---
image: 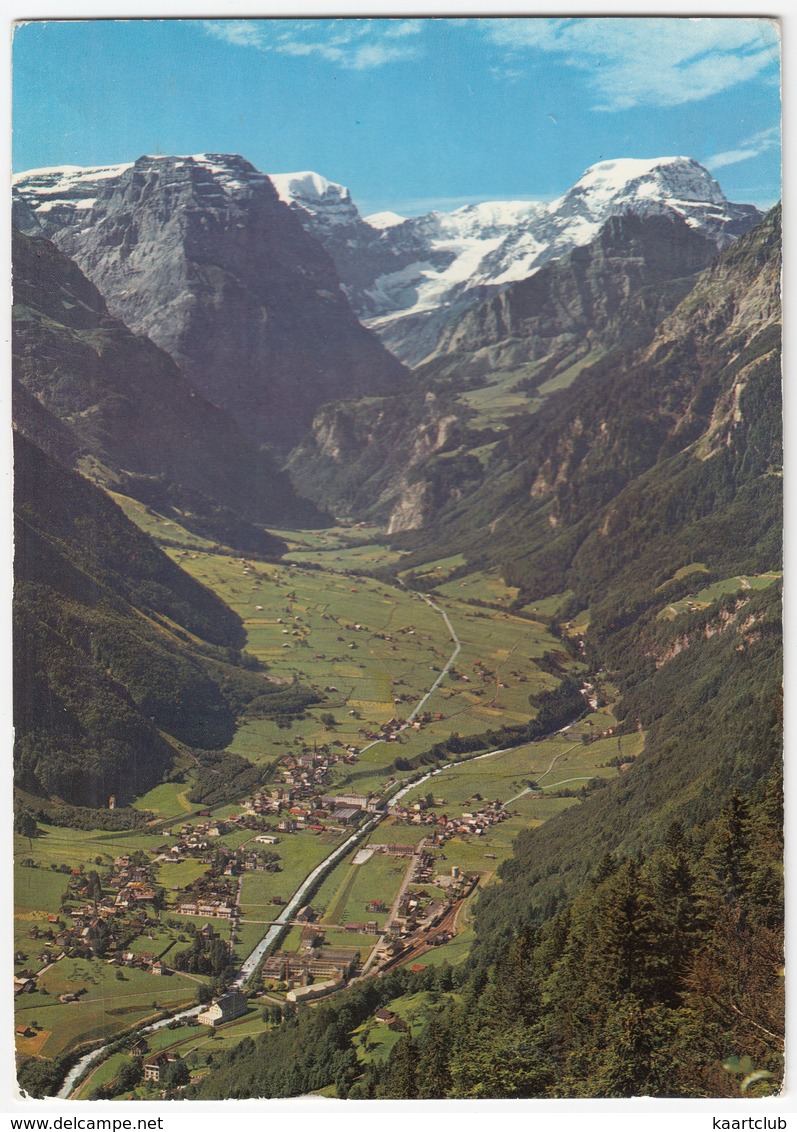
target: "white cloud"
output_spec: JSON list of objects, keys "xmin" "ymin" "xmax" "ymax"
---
[
  {"xmin": 201, "ymin": 21, "xmax": 265, "ymax": 49},
  {"xmin": 200, "ymin": 18, "xmax": 420, "ymax": 70},
  {"xmin": 706, "ymin": 125, "xmax": 781, "ymax": 170},
  {"xmin": 349, "ymin": 42, "xmax": 417, "ymax": 70},
  {"xmin": 383, "ymin": 20, "xmax": 424, "ymax": 41},
  {"xmin": 481, "ymin": 17, "xmax": 780, "ymax": 111}
]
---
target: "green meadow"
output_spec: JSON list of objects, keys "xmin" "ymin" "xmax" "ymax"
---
[
  {"xmin": 16, "ymin": 959, "xmax": 196, "ymax": 1059},
  {"xmin": 435, "ymin": 568, "xmax": 521, "ymax": 606},
  {"xmin": 16, "ymin": 511, "xmax": 647, "ymax": 1074},
  {"xmin": 132, "ymin": 782, "xmax": 194, "ymax": 819},
  {"xmin": 353, "ymin": 990, "xmax": 461, "ymax": 1065},
  {"xmin": 315, "ymin": 848, "xmax": 408, "ymax": 928},
  {"xmin": 238, "ymin": 829, "xmax": 346, "ymax": 919},
  {"xmin": 159, "ymin": 543, "xmax": 571, "ymax": 807},
  {"xmin": 657, "ymin": 571, "xmax": 782, "ymax": 620}
]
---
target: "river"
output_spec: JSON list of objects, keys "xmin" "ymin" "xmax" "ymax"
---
[
  {"xmin": 55, "ymin": 585, "xmax": 581, "ymax": 1099},
  {"xmin": 55, "ymin": 748, "xmax": 501, "ymax": 1100}
]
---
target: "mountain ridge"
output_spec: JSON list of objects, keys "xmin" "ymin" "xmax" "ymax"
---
[
  {"xmin": 13, "ymin": 153, "xmax": 408, "ymax": 449},
  {"xmin": 14, "ymin": 153, "xmax": 761, "ymax": 371},
  {"xmin": 268, "ymin": 154, "xmax": 762, "ymax": 363}
]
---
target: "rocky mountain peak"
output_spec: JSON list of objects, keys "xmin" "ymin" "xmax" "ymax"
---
[
  {"xmin": 270, "ymin": 170, "xmax": 353, "ymax": 213},
  {"xmin": 13, "ymin": 153, "xmax": 406, "ymax": 449},
  {"xmin": 365, "ymin": 210, "xmax": 407, "ymax": 229},
  {"xmin": 551, "ymin": 156, "xmax": 729, "ymax": 220}
]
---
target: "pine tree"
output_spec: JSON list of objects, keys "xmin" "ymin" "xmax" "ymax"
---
[
  {"xmin": 379, "ymin": 1036, "xmax": 419, "ymax": 1098},
  {"xmin": 415, "ymin": 1017, "xmax": 453, "ymax": 1098}
]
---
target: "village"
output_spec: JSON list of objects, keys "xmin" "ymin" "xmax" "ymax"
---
[
  {"xmin": 14, "ymin": 769, "xmax": 505, "ymax": 1008},
  {"xmin": 13, "ymin": 535, "xmax": 638, "ymax": 1096}
]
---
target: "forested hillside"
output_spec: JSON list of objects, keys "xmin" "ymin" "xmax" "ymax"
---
[{"xmin": 14, "ymin": 427, "xmax": 302, "ymax": 810}]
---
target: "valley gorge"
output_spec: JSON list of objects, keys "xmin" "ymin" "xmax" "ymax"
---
[{"xmin": 12, "ymin": 151, "xmax": 783, "ymax": 1103}]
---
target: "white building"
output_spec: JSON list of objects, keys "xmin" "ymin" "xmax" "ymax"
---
[{"xmin": 197, "ymin": 989, "xmax": 249, "ymax": 1027}]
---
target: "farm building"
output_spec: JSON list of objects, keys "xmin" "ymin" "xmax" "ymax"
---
[{"xmin": 143, "ymin": 1053, "xmax": 183, "ymax": 1082}]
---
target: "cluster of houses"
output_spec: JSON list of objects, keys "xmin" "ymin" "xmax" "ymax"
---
[
  {"xmin": 236, "ymin": 786, "xmax": 383, "ymax": 836},
  {"xmin": 160, "ymin": 820, "xmax": 281, "ymax": 884},
  {"xmin": 355, "ymin": 716, "xmax": 408, "ymax": 743},
  {"xmin": 172, "ymin": 858, "xmax": 238, "ymax": 922},
  {"xmin": 275, "ymin": 744, "xmax": 361, "ymax": 798},
  {"xmin": 389, "ymin": 797, "xmax": 508, "ymax": 842},
  {"xmin": 73, "ymin": 855, "xmax": 161, "ymax": 921},
  {"xmin": 123, "ymin": 990, "xmax": 250, "ymax": 1088},
  {"xmin": 390, "ymin": 892, "xmax": 448, "ymax": 935},
  {"xmin": 16, "ymin": 857, "xmax": 169, "ymax": 986},
  {"xmin": 239, "ymin": 765, "xmax": 377, "ymax": 817}
]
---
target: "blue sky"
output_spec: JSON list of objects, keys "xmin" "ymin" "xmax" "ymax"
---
[{"xmin": 12, "ymin": 16, "xmax": 782, "ymax": 215}]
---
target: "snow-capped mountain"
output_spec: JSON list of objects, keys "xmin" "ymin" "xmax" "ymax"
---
[
  {"xmin": 270, "ymin": 156, "xmax": 761, "ymax": 364},
  {"xmin": 269, "ymin": 170, "xmax": 360, "ymax": 230},
  {"xmin": 365, "ymin": 211, "xmax": 407, "ymax": 229},
  {"xmin": 268, "ymin": 169, "xmax": 429, "ymax": 299},
  {"xmin": 10, "ymin": 160, "xmax": 136, "ymax": 227},
  {"xmin": 14, "ymin": 153, "xmax": 762, "ymax": 370},
  {"xmin": 367, "ymin": 198, "xmax": 550, "ymax": 307},
  {"xmin": 477, "ymin": 157, "xmax": 760, "ymax": 291}
]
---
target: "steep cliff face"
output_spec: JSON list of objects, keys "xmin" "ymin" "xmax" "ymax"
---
[
  {"xmin": 288, "ymin": 390, "xmax": 484, "ymax": 532},
  {"xmin": 12, "ymin": 229, "xmax": 315, "ymax": 546},
  {"xmin": 13, "ymin": 154, "xmax": 407, "ymax": 449},
  {"xmin": 264, "ymin": 156, "xmax": 761, "ymax": 364},
  {"xmin": 645, "ymin": 206, "xmax": 782, "ymax": 462},
  {"xmin": 426, "ymin": 212, "xmax": 717, "ymax": 377}
]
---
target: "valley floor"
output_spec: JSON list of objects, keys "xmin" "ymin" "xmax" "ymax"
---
[
  {"xmin": 14, "ymin": 510, "xmax": 631, "ymax": 1097},
  {"xmin": 17, "ymin": 509, "xmax": 778, "ymax": 1098}
]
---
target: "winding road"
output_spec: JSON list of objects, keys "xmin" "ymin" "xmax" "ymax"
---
[
  {"xmin": 57, "ymin": 587, "xmax": 464, "ymax": 1099},
  {"xmin": 58, "ymin": 587, "xmax": 583, "ymax": 1099}
]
